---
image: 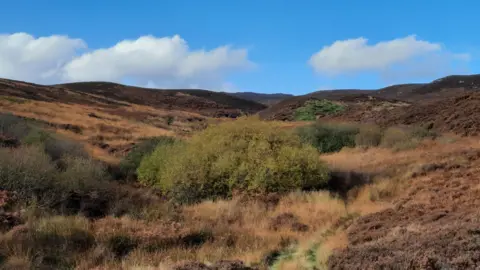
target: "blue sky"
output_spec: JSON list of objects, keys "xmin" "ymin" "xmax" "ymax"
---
[{"xmin": 0, "ymin": 0, "xmax": 478, "ymax": 94}]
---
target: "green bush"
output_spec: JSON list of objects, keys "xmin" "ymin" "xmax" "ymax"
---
[
  {"xmin": 0, "ymin": 113, "xmax": 87, "ymax": 160},
  {"xmin": 58, "ymin": 156, "xmax": 111, "ymax": 192},
  {"xmin": 23, "ymin": 128, "xmax": 87, "ymax": 160},
  {"xmin": 294, "ymin": 100, "xmax": 345, "ymax": 121},
  {"xmin": 120, "ymin": 136, "xmax": 177, "ymax": 181},
  {"xmin": 297, "ymin": 122, "xmax": 359, "ymax": 153},
  {"xmin": 0, "ymin": 145, "xmax": 113, "ymax": 215},
  {"xmin": 355, "ymin": 124, "xmax": 383, "ymax": 148},
  {"xmin": 297, "ymin": 122, "xmax": 437, "ymax": 153},
  {"xmin": 0, "ymin": 114, "xmax": 134, "ymax": 216},
  {"xmin": 0, "ymin": 113, "xmax": 33, "ymax": 142},
  {"xmin": 137, "ymin": 117, "xmax": 329, "ymax": 203},
  {"xmin": 137, "ymin": 142, "xmax": 180, "ymax": 187},
  {"xmin": 0, "ymin": 146, "xmax": 59, "ymax": 205}
]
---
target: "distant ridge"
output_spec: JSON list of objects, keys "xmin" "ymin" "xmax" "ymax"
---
[
  {"xmin": 0, "ymin": 78, "xmax": 267, "ymax": 118},
  {"xmin": 230, "ymin": 92, "xmax": 294, "ymax": 105},
  {"xmin": 260, "ymin": 74, "xmax": 480, "ymax": 120}
]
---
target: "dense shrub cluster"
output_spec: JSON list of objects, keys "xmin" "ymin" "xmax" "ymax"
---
[
  {"xmin": 137, "ymin": 117, "xmax": 330, "ymax": 204},
  {"xmin": 0, "ymin": 146, "xmax": 58, "ymax": 205},
  {"xmin": 297, "ymin": 123, "xmax": 358, "ymax": 153},
  {"xmin": 119, "ymin": 136, "xmax": 177, "ymax": 181},
  {"xmin": 297, "ymin": 122, "xmax": 438, "ymax": 153},
  {"xmin": 0, "ymin": 113, "xmax": 113, "ymax": 215},
  {"xmin": 294, "ymin": 100, "xmax": 345, "ymax": 121},
  {"xmin": 0, "ymin": 145, "xmax": 113, "ymax": 213}
]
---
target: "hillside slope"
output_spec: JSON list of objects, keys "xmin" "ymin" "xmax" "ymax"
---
[
  {"xmin": 56, "ymin": 81, "xmax": 267, "ymax": 117},
  {"xmin": 375, "ymin": 74, "xmax": 480, "ymax": 101},
  {"xmin": 258, "ymin": 91, "xmax": 404, "ymax": 121},
  {"xmin": 375, "ymin": 91, "xmax": 480, "ymax": 136},
  {"xmin": 0, "ymin": 78, "xmax": 265, "ymax": 162},
  {"xmin": 323, "ymin": 138, "xmax": 480, "ymax": 269},
  {"xmin": 260, "ymin": 74, "xmax": 480, "ymax": 121},
  {"xmin": 230, "ymin": 92, "xmax": 294, "ymax": 105}
]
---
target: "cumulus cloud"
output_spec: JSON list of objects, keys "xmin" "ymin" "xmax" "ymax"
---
[
  {"xmin": 0, "ymin": 33, "xmax": 86, "ymax": 83},
  {"xmin": 309, "ymin": 35, "xmax": 470, "ymax": 81},
  {"xmin": 0, "ymin": 33, "xmax": 253, "ymax": 89}
]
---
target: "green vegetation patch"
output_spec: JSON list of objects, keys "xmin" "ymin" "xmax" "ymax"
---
[
  {"xmin": 297, "ymin": 121, "xmax": 438, "ymax": 154},
  {"xmin": 119, "ymin": 136, "xmax": 177, "ymax": 181},
  {"xmin": 137, "ymin": 117, "xmax": 330, "ymax": 204},
  {"xmin": 0, "ymin": 113, "xmax": 114, "ymax": 216},
  {"xmin": 294, "ymin": 99, "xmax": 345, "ymax": 121},
  {"xmin": 297, "ymin": 122, "xmax": 359, "ymax": 153}
]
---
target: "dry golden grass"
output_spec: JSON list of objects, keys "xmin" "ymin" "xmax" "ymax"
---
[
  {"xmin": 0, "ymin": 97, "xmax": 215, "ymax": 163},
  {"xmin": 270, "ymin": 134, "xmax": 480, "ymax": 269},
  {"xmin": 5, "ymin": 191, "xmax": 347, "ymax": 269},
  {"xmin": 61, "ymin": 180, "xmax": 401, "ymax": 269},
  {"xmin": 2, "ymin": 98, "xmax": 479, "ymax": 269},
  {"xmin": 176, "ymin": 192, "xmax": 346, "ymax": 265},
  {"xmin": 321, "ymin": 134, "xmax": 472, "ymax": 174},
  {"xmin": 1, "ymin": 137, "xmax": 475, "ymax": 270}
]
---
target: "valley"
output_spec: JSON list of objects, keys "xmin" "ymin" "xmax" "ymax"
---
[{"xmin": 1, "ymin": 74, "xmax": 480, "ymax": 269}]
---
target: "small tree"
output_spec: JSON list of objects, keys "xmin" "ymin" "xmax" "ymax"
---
[
  {"xmin": 137, "ymin": 117, "xmax": 329, "ymax": 203},
  {"xmin": 297, "ymin": 122, "xmax": 358, "ymax": 153},
  {"xmin": 294, "ymin": 100, "xmax": 345, "ymax": 121}
]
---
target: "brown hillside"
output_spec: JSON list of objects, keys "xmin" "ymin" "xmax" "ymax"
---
[
  {"xmin": 0, "ymin": 78, "xmax": 266, "ymax": 118},
  {"xmin": 0, "ymin": 78, "xmax": 266, "ymax": 162},
  {"xmin": 326, "ymin": 139, "xmax": 480, "ymax": 269},
  {"xmin": 375, "ymin": 74, "xmax": 480, "ymax": 102},
  {"xmin": 230, "ymin": 92, "xmax": 294, "ymax": 105},
  {"xmin": 259, "ymin": 92, "xmax": 408, "ymax": 121},
  {"xmin": 258, "ymin": 90, "xmax": 374, "ymax": 120},
  {"xmin": 375, "ymin": 91, "xmax": 480, "ymax": 136},
  {"xmin": 260, "ymin": 74, "xmax": 480, "ymax": 121},
  {"xmin": 57, "ymin": 82, "xmax": 266, "ymax": 117}
]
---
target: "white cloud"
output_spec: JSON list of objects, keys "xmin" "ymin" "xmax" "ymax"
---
[
  {"xmin": 309, "ymin": 35, "xmax": 470, "ymax": 79},
  {"xmin": 0, "ymin": 33, "xmax": 252, "ymax": 89},
  {"xmin": 0, "ymin": 33, "xmax": 86, "ymax": 83}
]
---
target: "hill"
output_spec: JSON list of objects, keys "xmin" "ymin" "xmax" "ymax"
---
[
  {"xmin": 56, "ymin": 81, "xmax": 267, "ymax": 117},
  {"xmin": 0, "ymin": 79, "xmax": 266, "ymax": 118},
  {"xmin": 3, "ymin": 76, "xmax": 480, "ymax": 269},
  {"xmin": 375, "ymin": 74, "xmax": 480, "ymax": 101},
  {"xmin": 0, "ymin": 78, "xmax": 266, "ymax": 162},
  {"xmin": 374, "ymin": 91, "xmax": 480, "ymax": 136},
  {"xmin": 260, "ymin": 74, "xmax": 480, "ymax": 121},
  {"xmin": 258, "ymin": 90, "xmax": 405, "ymax": 121},
  {"xmin": 230, "ymin": 92, "xmax": 294, "ymax": 105}
]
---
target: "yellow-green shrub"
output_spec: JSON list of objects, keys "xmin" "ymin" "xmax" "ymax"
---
[
  {"xmin": 137, "ymin": 117, "xmax": 329, "ymax": 203},
  {"xmin": 136, "ymin": 142, "xmax": 181, "ymax": 187},
  {"xmin": 119, "ymin": 136, "xmax": 177, "ymax": 181}
]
